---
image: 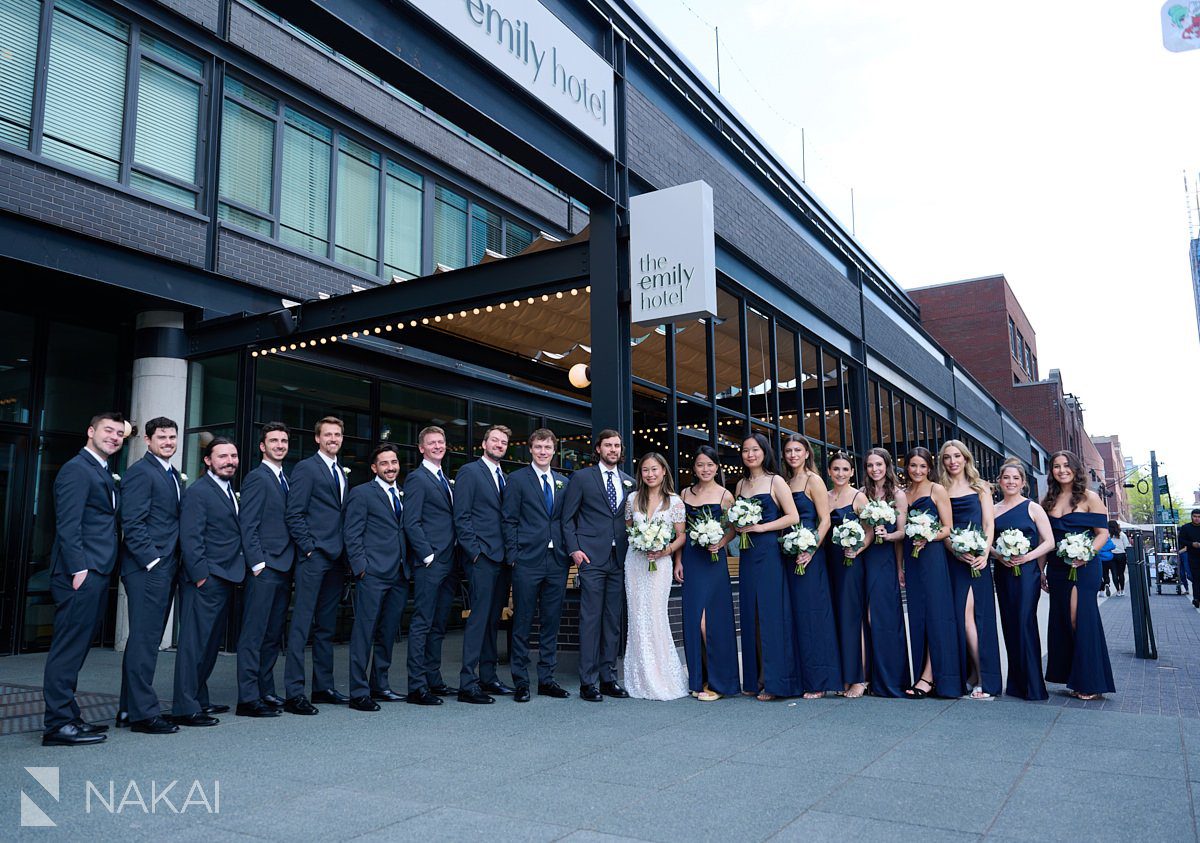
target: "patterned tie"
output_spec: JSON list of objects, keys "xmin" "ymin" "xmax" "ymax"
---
[
  {"xmin": 389, "ymin": 486, "xmax": 402, "ymax": 520},
  {"xmin": 495, "ymin": 466, "xmax": 506, "ymax": 495},
  {"xmin": 605, "ymin": 470, "xmax": 619, "ymax": 514},
  {"xmin": 330, "ymin": 461, "xmax": 342, "ymax": 500},
  {"xmin": 542, "ymin": 474, "xmax": 554, "ymax": 516},
  {"xmin": 438, "ymin": 469, "xmax": 452, "ymax": 499}
]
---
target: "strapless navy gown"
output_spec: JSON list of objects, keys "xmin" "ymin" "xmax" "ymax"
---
[
  {"xmin": 993, "ymin": 500, "xmax": 1047, "ymax": 700},
  {"xmin": 859, "ymin": 508, "xmax": 912, "ymax": 697},
  {"xmin": 948, "ymin": 494, "xmax": 1002, "ymax": 696},
  {"xmin": 1046, "ymin": 511, "xmax": 1115, "ymax": 695},
  {"xmin": 738, "ymin": 493, "xmax": 791, "ymax": 696},
  {"xmin": 904, "ymin": 496, "xmax": 964, "ymax": 697},
  {"xmin": 828, "ymin": 502, "xmax": 867, "ymax": 687},
  {"xmin": 781, "ymin": 491, "xmax": 841, "ymax": 694},
  {"xmin": 680, "ymin": 503, "xmax": 741, "ymax": 696}
]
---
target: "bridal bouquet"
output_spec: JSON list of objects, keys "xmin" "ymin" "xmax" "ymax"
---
[
  {"xmin": 860, "ymin": 499, "xmax": 897, "ymax": 544},
  {"xmin": 831, "ymin": 521, "xmax": 867, "ymax": 566},
  {"xmin": 687, "ymin": 510, "xmax": 725, "ymax": 562},
  {"xmin": 628, "ymin": 518, "xmax": 674, "ymax": 572},
  {"xmin": 950, "ymin": 526, "xmax": 989, "ymax": 578},
  {"xmin": 726, "ymin": 496, "xmax": 763, "ymax": 550},
  {"xmin": 905, "ymin": 512, "xmax": 940, "ymax": 558},
  {"xmin": 995, "ymin": 528, "xmax": 1032, "ymax": 577},
  {"xmin": 1056, "ymin": 532, "xmax": 1096, "ymax": 582},
  {"xmin": 779, "ymin": 525, "xmax": 819, "ymax": 574}
]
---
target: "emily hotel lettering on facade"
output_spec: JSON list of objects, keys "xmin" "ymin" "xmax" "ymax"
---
[{"xmin": 630, "ymin": 181, "xmax": 718, "ymax": 325}]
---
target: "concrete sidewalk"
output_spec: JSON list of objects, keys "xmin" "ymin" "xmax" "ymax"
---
[{"xmin": 1, "ymin": 592, "xmax": 1197, "ymax": 840}]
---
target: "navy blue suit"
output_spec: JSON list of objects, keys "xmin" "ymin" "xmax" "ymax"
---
[
  {"xmin": 344, "ymin": 479, "xmax": 411, "ymax": 697},
  {"xmin": 118, "ymin": 452, "xmax": 182, "ymax": 722},
  {"xmin": 236, "ymin": 462, "xmax": 297, "ymax": 704},
  {"xmin": 454, "ymin": 458, "xmax": 509, "ymax": 692},
  {"xmin": 283, "ymin": 453, "xmax": 347, "ymax": 698},
  {"xmin": 173, "ymin": 473, "xmax": 245, "ymax": 717},
  {"xmin": 502, "ymin": 466, "xmax": 570, "ymax": 688},
  {"xmin": 403, "ymin": 463, "xmax": 457, "ymax": 693},
  {"xmin": 559, "ymin": 464, "xmax": 633, "ymax": 687},
  {"xmin": 43, "ymin": 448, "xmax": 119, "ymax": 731}
]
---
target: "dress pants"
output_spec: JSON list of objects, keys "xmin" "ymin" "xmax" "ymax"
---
[
  {"xmin": 43, "ymin": 569, "xmax": 110, "ymax": 730},
  {"xmin": 577, "ymin": 548, "xmax": 624, "ymax": 687},
  {"xmin": 349, "ymin": 572, "xmax": 410, "ymax": 697},
  {"xmin": 284, "ymin": 550, "xmax": 344, "ymax": 698},
  {"xmin": 459, "ymin": 555, "xmax": 507, "ymax": 691},
  {"xmin": 172, "ymin": 576, "xmax": 233, "ymax": 716},
  {"xmin": 120, "ymin": 555, "xmax": 178, "ymax": 720},
  {"xmin": 407, "ymin": 556, "xmax": 454, "ymax": 692},
  {"xmin": 510, "ymin": 554, "xmax": 568, "ymax": 687},
  {"xmin": 237, "ymin": 567, "xmax": 292, "ymax": 703}
]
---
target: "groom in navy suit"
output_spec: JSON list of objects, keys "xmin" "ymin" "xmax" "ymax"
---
[
  {"xmin": 42, "ymin": 412, "xmax": 125, "ymax": 746},
  {"xmin": 502, "ymin": 428, "xmax": 571, "ymax": 702},
  {"xmin": 559, "ymin": 429, "xmax": 633, "ymax": 702}
]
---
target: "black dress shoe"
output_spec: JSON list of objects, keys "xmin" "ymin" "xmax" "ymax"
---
[
  {"xmin": 43, "ymin": 723, "xmax": 106, "ymax": 746},
  {"xmin": 600, "ymin": 681, "xmax": 630, "ymax": 699},
  {"xmin": 350, "ymin": 695, "xmax": 381, "ymax": 712},
  {"xmin": 580, "ymin": 684, "xmax": 603, "ymax": 702},
  {"xmin": 167, "ymin": 713, "xmax": 220, "ymax": 727},
  {"xmin": 370, "ymin": 688, "xmax": 405, "ymax": 702},
  {"xmin": 283, "ymin": 695, "xmax": 320, "ymax": 716},
  {"xmin": 201, "ymin": 704, "xmax": 230, "ymax": 715},
  {"xmin": 538, "ymin": 682, "xmax": 571, "ymax": 699},
  {"xmin": 236, "ymin": 700, "xmax": 282, "ymax": 718},
  {"xmin": 514, "ymin": 685, "xmax": 531, "ymax": 703},
  {"xmin": 480, "ymin": 680, "xmax": 515, "ymax": 696},
  {"xmin": 114, "ymin": 711, "xmax": 130, "ymax": 728},
  {"xmin": 261, "ymin": 694, "xmax": 285, "ymax": 709},
  {"xmin": 429, "ymin": 684, "xmax": 458, "ymax": 696},
  {"xmin": 74, "ymin": 719, "xmax": 109, "ymax": 734},
  {"xmin": 311, "ymin": 688, "xmax": 350, "ymax": 705},
  {"xmin": 130, "ymin": 716, "xmax": 179, "ymax": 734},
  {"xmin": 457, "ymin": 688, "xmax": 495, "ymax": 705},
  {"xmin": 406, "ymin": 689, "xmax": 444, "ymax": 706}
]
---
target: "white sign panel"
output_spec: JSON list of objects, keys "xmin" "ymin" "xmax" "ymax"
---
[
  {"xmin": 629, "ymin": 181, "xmax": 717, "ymax": 326},
  {"xmin": 404, "ymin": 0, "xmax": 615, "ymax": 154}
]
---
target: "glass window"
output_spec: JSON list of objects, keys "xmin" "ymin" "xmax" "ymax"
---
[
  {"xmin": 470, "ymin": 204, "xmax": 502, "ymax": 265},
  {"xmin": 472, "ymin": 403, "xmax": 538, "ymax": 467},
  {"xmin": 633, "ymin": 392, "xmax": 672, "ymax": 469},
  {"xmin": 878, "ymin": 387, "xmax": 893, "ymax": 456},
  {"xmin": 549, "ymin": 419, "xmax": 593, "ymax": 472},
  {"xmin": 841, "ymin": 358, "xmax": 855, "ymax": 451},
  {"xmin": 218, "ymin": 85, "xmax": 275, "ymax": 234},
  {"xmin": 0, "ymin": 0, "xmax": 42, "ymax": 148},
  {"xmin": 713, "ymin": 289, "xmax": 742, "ymax": 410},
  {"xmin": 631, "ymin": 324, "xmax": 666, "ymax": 388},
  {"xmin": 822, "ymin": 351, "xmax": 843, "ymax": 448},
  {"xmin": 132, "ymin": 56, "xmax": 201, "ymax": 207},
  {"xmin": 0, "ymin": 309, "xmax": 34, "ymax": 424},
  {"xmin": 43, "ymin": 321, "xmax": 119, "ymax": 432},
  {"xmin": 1008, "ymin": 317, "xmax": 1017, "ymax": 357},
  {"xmin": 255, "ymin": 357, "xmax": 372, "ymax": 439},
  {"xmin": 43, "ymin": 0, "xmax": 129, "ymax": 179},
  {"xmin": 504, "ymin": 219, "xmax": 534, "ymax": 256},
  {"xmin": 379, "ymin": 381, "xmax": 466, "ymax": 453},
  {"xmin": 674, "ymin": 320, "xmax": 708, "ymax": 401},
  {"xmin": 776, "ymin": 326, "xmax": 797, "ymax": 433},
  {"xmin": 279, "ymin": 108, "xmax": 331, "ymax": 255},
  {"xmin": 891, "ymin": 391, "xmax": 904, "ymax": 459},
  {"xmin": 746, "ymin": 307, "xmax": 772, "ymax": 428},
  {"xmin": 801, "ymin": 338, "xmax": 821, "ymax": 443},
  {"xmin": 384, "ymin": 160, "xmax": 422, "ymax": 279},
  {"xmin": 432, "ymin": 185, "xmax": 467, "ymax": 270},
  {"xmin": 187, "ymin": 354, "xmax": 237, "ymax": 428},
  {"xmin": 334, "ymin": 135, "xmax": 379, "ymax": 273}
]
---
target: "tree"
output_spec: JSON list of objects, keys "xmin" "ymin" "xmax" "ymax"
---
[{"xmin": 1124, "ymin": 469, "xmax": 1184, "ymax": 524}]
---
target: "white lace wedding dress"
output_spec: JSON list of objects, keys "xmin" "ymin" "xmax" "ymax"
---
[{"xmin": 623, "ymin": 495, "xmax": 689, "ymax": 700}]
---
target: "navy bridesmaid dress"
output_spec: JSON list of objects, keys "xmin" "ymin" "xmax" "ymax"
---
[
  {"xmin": 738, "ymin": 493, "xmax": 791, "ymax": 696},
  {"xmin": 828, "ymin": 502, "xmax": 867, "ymax": 688},
  {"xmin": 904, "ymin": 495, "xmax": 965, "ymax": 697},
  {"xmin": 948, "ymin": 494, "xmax": 1003, "ymax": 696},
  {"xmin": 1046, "ymin": 511, "xmax": 1116, "ymax": 695},
  {"xmin": 993, "ymin": 500, "xmax": 1048, "ymax": 701},
  {"xmin": 782, "ymin": 491, "xmax": 841, "ymax": 694},
  {"xmin": 680, "ymin": 502, "xmax": 741, "ymax": 696},
  {"xmin": 860, "ymin": 509, "xmax": 912, "ymax": 697}
]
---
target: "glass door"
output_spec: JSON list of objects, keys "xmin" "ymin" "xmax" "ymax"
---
[{"xmin": 0, "ymin": 433, "xmax": 30, "ymax": 655}]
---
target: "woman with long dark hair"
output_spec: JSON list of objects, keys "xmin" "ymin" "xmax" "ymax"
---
[
  {"xmin": 1043, "ymin": 450, "xmax": 1115, "ymax": 700},
  {"xmin": 734, "ymin": 433, "xmax": 799, "ymax": 700},
  {"xmin": 825, "ymin": 451, "xmax": 866, "ymax": 697},
  {"xmin": 674, "ymin": 446, "xmax": 740, "ymax": 700},
  {"xmin": 781, "ymin": 434, "xmax": 841, "ymax": 698}
]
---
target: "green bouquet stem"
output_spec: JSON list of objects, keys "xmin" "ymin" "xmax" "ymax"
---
[
  {"xmin": 739, "ymin": 532, "xmax": 753, "ymax": 550},
  {"xmin": 648, "ymin": 558, "xmax": 657, "ymax": 572},
  {"xmin": 794, "ymin": 558, "xmax": 806, "ymax": 576},
  {"xmin": 1012, "ymin": 560, "xmax": 1022, "ymax": 577},
  {"xmin": 1067, "ymin": 565, "xmax": 1077, "ymax": 582}
]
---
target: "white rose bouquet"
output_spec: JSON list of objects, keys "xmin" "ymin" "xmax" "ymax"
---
[
  {"xmin": 726, "ymin": 496, "xmax": 763, "ymax": 550},
  {"xmin": 905, "ymin": 512, "xmax": 940, "ymax": 557},
  {"xmin": 859, "ymin": 499, "xmax": 897, "ymax": 544},
  {"xmin": 950, "ymin": 526, "xmax": 989, "ymax": 578},
  {"xmin": 627, "ymin": 517, "xmax": 674, "ymax": 572},
  {"xmin": 779, "ymin": 525, "xmax": 819, "ymax": 574},
  {"xmin": 831, "ymin": 521, "xmax": 867, "ymax": 566},
  {"xmin": 1056, "ymin": 532, "xmax": 1096, "ymax": 582},
  {"xmin": 995, "ymin": 528, "xmax": 1032, "ymax": 577},
  {"xmin": 687, "ymin": 510, "xmax": 726, "ymax": 562}
]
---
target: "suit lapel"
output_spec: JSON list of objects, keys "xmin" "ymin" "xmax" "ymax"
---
[
  {"xmin": 85, "ymin": 450, "xmax": 116, "ymax": 511},
  {"xmin": 206, "ymin": 474, "xmax": 236, "ymax": 515}
]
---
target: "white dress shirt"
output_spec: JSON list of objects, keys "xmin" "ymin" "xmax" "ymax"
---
[
  {"xmin": 480, "ymin": 454, "xmax": 504, "ymax": 494},
  {"xmin": 533, "ymin": 465, "xmax": 556, "ymax": 548},
  {"xmin": 420, "ymin": 459, "xmax": 448, "ymax": 564},
  {"xmin": 317, "ymin": 450, "xmax": 344, "ymax": 500}
]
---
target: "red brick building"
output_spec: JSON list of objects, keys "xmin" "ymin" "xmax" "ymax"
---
[{"xmin": 1091, "ymin": 435, "xmax": 1131, "ymax": 522}]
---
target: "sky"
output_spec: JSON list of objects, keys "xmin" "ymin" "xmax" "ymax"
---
[{"xmin": 633, "ymin": 0, "xmax": 1200, "ymax": 502}]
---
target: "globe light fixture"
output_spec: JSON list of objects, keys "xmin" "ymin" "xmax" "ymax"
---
[{"xmin": 568, "ymin": 363, "xmax": 591, "ymax": 389}]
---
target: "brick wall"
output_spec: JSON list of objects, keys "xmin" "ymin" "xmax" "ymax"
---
[
  {"xmin": 909, "ymin": 276, "xmax": 1013, "ymax": 397},
  {"xmin": 216, "ymin": 226, "xmax": 380, "ymax": 301},
  {"xmin": 151, "ymin": 0, "xmax": 221, "ymax": 32},
  {"xmin": 862, "ymin": 300, "xmax": 954, "ymax": 402}
]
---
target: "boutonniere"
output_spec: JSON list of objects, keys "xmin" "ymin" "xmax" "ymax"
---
[
  {"xmin": 555, "ymin": 479, "xmax": 565, "ymax": 490},
  {"xmin": 449, "ymin": 478, "xmax": 456, "ymax": 487},
  {"xmin": 622, "ymin": 479, "xmax": 633, "ymax": 489},
  {"xmin": 234, "ymin": 492, "xmax": 241, "ymax": 503},
  {"xmin": 111, "ymin": 473, "xmax": 121, "ymax": 484},
  {"xmin": 341, "ymin": 466, "xmax": 352, "ymax": 476},
  {"xmin": 397, "ymin": 489, "xmax": 405, "ymax": 498},
  {"xmin": 179, "ymin": 472, "xmax": 189, "ymax": 482}
]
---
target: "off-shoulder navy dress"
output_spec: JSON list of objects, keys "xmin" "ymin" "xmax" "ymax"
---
[
  {"xmin": 993, "ymin": 500, "xmax": 1047, "ymax": 700},
  {"xmin": 782, "ymin": 491, "xmax": 841, "ymax": 694},
  {"xmin": 680, "ymin": 502, "xmax": 741, "ymax": 696},
  {"xmin": 1046, "ymin": 511, "xmax": 1115, "ymax": 695},
  {"xmin": 948, "ymin": 494, "xmax": 1002, "ymax": 696},
  {"xmin": 738, "ymin": 493, "xmax": 791, "ymax": 696},
  {"xmin": 859, "ymin": 506, "xmax": 912, "ymax": 697},
  {"xmin": 904, "ymin": 495, "xmax": 964, "ymax": 697}
]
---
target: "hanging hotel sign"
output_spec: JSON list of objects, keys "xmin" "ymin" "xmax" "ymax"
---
[
  {"xmin": 629, "ymin": 180, "xmax": 718, "ymax": 326},
  {"xmin": 403, "ymin": 0, "xmax": 616, "ymax": 154}
]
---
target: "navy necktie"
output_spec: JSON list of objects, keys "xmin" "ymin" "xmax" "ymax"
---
[
  {"xmin": 168, "ymin": 466, "xmax": 180, "ymax": 499},
  {"xmin": 438, "ymin": 469, "xmax": 452, "ymax": 498},
  {"xmin": 542, "ymin": 474, "xmax": 554, "ymax": 516},
  {"xmin": 226, "ymin": 484, "xmax": 238, "ymax": 512},
  {"xmin": 605, "ymin": 471, "xmax": 619, "ymax": 514},
  {"xmin": 495, "ymin": 466, "xmax": 506, "ymax": 495},
  {"xmin": 279, "ymin": 471, "xmax": 289, "ymax": 495},
  {"xmin": 330, "ymin": 461, "xmax": 341, "ymax": 499},
  {"xmin": 389, "ymin": 486, "xmax": 402, "ymax": 520}
]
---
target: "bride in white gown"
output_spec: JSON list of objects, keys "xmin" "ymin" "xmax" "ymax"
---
[{"xmin": 623, "ymin": 452, "xmax": 690, "ymax": 701}]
